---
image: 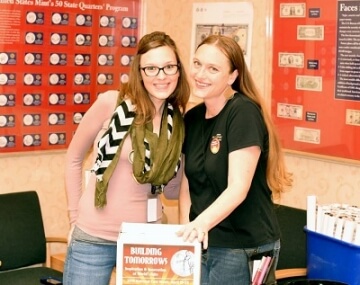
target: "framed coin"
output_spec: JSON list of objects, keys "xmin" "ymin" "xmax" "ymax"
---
[
  {"xmin": 121, "ymin": 36, "xmax": 130, "ymax": 47},
  {"xmin": 0, "ymin": 74, "xmax": 8, "ymax": 85},
  {"xmin": 23, "ymin": 114, "xmax": 34, "ymax": 126},
  {"xmin": 122, "ymin": 17, "xmax": 131, "ymax": 28},
  {"xmin": 120, "ymin": 74, "xmax": 129, "ymax": 83},
  {"xmin": 23, "ymin": 135, "xmax": 34, "ymax": 146},
  {"xmin": 24, "ymin": 74, "xmax": 34, "ymax": 85},
  {"xmin": 0, "ymin": 136, "xmax": 7, "ymax": 148},
  {"xmin": 51, "ymin": 33, "xmax": 61, "ymax": 45},
  {"xmin": 74, "ymin": 74, "xmax": 84, "ymax": 85},
  {"xmin": 73, "ymin": 93, "xmax": 83, "ymax": 104},
  {"xmin": 50, "ymin": 53, "xmax": 60, "ymax": 65},
  {"xmin": 73, "ymin": 112, "xmax": 83, "ymax": 123},
  {"xmin": 0, "ymin": 115, "xmax": 7, "ymax": 127},
  {"xmin": 75, "ymin": 34, "xmax": 85, "ymax": 45},
  {"xmin": 52, "ymin": 13, "xmax": 62, "ymax": 24},
  {"xmin": 121, "ymin": 55, "xmax": 130, "ymax": 66},
  {"xmin": 49, "ymin": 93, "xmax": 59, "ymax": 105},
  {"xmin": 25, "ymin": 32, "xmax": 36, "ymax": 44},
  {"xmin": 98, "ymin": 54, "xmax": 107, "ymax": 65},
  {"xmin": 76, "ymin": 14, "xmax": 85, "ymax": 25},
  {"xmin": 23, "ymin": 94, "xmax": 34, "ymax": 106},
  {"xmin": 48, "ymin": 113, "xmax": 58, "ymax": 125},
  {"xmin": 24, "ymin": 53, "xmax": 35, "ymax": 64},
  {"xmin": 26, "ymin": 12, "xmax": 37, "ymax": 24},
  {"xmin": 0, "ymin": 94, "xmax": 7, "ymax": 106},
  {"xmin": 0, "ymin": 53, "xmax": 9, "ymax": 64},
  {"xmin": 49, "ymin": 74, "xmax": 59, "ymax": 85},
  {"xmin": 99, "ymin": 35, "xmax": 108, "ymax": 46},
  {"xmin": 97, "ymin": 73, "xmax": 106, "ymax": 85},
  {"xmin": 75, "ymin": 54, "xmax": 84, "ymax": 65},
  {"xmin": 49, "ymin": 133, "xmax": 59, "ymax": 144},
  {"xmin": 100, "ymin": 16, "xmax": 109, "ymax": 27}
]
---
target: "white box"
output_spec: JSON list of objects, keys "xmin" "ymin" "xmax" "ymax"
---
[{"xmin": 117, "ymin": 222, "xmax": 202, "ymax": 285}]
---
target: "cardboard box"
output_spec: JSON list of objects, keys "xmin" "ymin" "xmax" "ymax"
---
[{"xmin": 117, "ymin": 222, "xmax": 202, "ymax": 285}]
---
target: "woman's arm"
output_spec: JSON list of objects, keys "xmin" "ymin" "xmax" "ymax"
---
[
  {"xmin": 65, "ymin": 90, "xmax": 118, "ymax": 225},
  {"xmin": 177, "ymin": 146, "xmax": 261, "ymax": 249},
  {"xmin": 178, "ymin": 157, "xmax": 191, "ymax": 224}
]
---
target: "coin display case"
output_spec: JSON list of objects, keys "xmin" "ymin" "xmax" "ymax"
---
[{"xmin": 0, "ymin": 0, "xmax": 141, "ymax": 153}]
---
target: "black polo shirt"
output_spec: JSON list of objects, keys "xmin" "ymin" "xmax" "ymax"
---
[{"xmin": 183, "ymin": 92, "xmax": 280, "ymax": 248}]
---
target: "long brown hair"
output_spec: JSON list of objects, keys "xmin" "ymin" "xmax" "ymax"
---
[
  {"xmin": 197, "ymin": 35, "xmax": 292, "ymax": 199},
  {"xmin": 118, "ymin": 31, "xmax": 190, "ymax": 124}
]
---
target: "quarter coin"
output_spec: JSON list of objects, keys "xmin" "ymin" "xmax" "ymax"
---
[
  {"xmin": 23, "ymin": 114, "xmax": 34, "ymax": 126},
  {"xmin": 76, "ymin": 34, "xmax": 85, "ymax": 45},
  {"xmin": 98, "ymin": 54, "xmax": 107, "ymax": 65},
  {"xmin": 23, "ymin": 94, "xmax": 34, "ymax": 106},
  {"xmin": 52, "ymin": 13, "xmax": 62, "ymax": 24},
  {"xmin": 0, "ymin": 136, "xmax": 7, "ymax": 148},
  {"xmin": 50, "ymin": 53, "xmax": 60, "ymax": 65},
  {"xmin": 51, "ymin": 33, "xmax": 61, "ymax": 45},
  {"xmin": 97, "ymin": 73, "xmax": 106, "ymax": 84},
  {"xmin": 75, "ymin": 54, "xmax": 84, "ymax": 65},
  {"xmin": 23, "ymin": 135, "xmax": 34, "ymax": 146},
  {"xmin": 24, "ymin": 53, "xmax": 35, "ymax": 64},
  {"xmin": 100, "ymin": 16, "xmax": 109, "ymax": 27},
  {"xmin": 26, "ymin": 12, "xmax": 37, "ymax": 24},
  {"xmin": 0, "ymin": 94, "xmax": 7, "ymax": 106},
  {"xmin": 49, "ymin": 74, "xmax": 59, "ymax": 85},
  {"xmin": 49, "ymin": 133, "xmax": 59, "ymax": 144},
  {"xmin": 24, "ymin": 74, "xmax": 34, "ymax": 85},
  {"xmin": 25, "ymin": 32, "xmax": 36, "ymax": 44},
  {"xmin": 0, "ymin": 53, "xmax": 9, "ymax": 64},
  {"xmin": 74, "ymin": 74, "xmax": 84, "ymax": 85},
  {"xmin": 48, "ymin": 113, "xmax": 58, "ymax": 125},
  {"xmin": 49, "ymin": 93, "xmax": 59, "ymax": 105},
  {"xmin": 99, "ymin": 35, "xmax": 108, "ymax": 46},
  {"xmin": 122, "ymin": 17, "xmax": 131, "ymax": 28},
  {"xmin": 76, "ymin": 14, "xmax": 85, "ymax": 25}
]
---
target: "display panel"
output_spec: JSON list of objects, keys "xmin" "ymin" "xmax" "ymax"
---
[
  {"xmin": 0, "ymin": 0, "xmax": 141, "ymax": 153},
  {"xmin": 272, "ymin": 0, "xmax": 360, "ymax": 162}
]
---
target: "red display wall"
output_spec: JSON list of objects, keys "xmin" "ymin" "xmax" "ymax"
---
[
  {"xmin": 272, "ymin": 0, "xmax": 360, "ymax": 162},
  {"xmin": 0, "ymin": 0, "xmax": 141, "ymax": 153}
]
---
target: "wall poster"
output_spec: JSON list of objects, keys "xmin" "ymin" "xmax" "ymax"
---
[
  {"xmin": 0, "ymin": 0, "xmax": 141, "ymax": 153},
  {"xmin": 272, "ymin": 0, "xmax": 360, "ymax": 162},
  {"xmin": 191, "ymin": 2, "xmax": 254, "ymax": 68}
]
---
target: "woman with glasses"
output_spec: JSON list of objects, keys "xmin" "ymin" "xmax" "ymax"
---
[
  {"xmin": 64, "ymin": 31, "xmax": 190, "ymax": 285},
  {"xmin": 177, "ymin": 35, "xmax": 292, "ymax": 284}
]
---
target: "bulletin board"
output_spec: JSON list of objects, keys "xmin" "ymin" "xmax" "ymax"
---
[
  {"xmin": 271, "ymin": 0, "xmax": 360, "ymax": 163},
  {"xmin": 0, "ymin": 0, "xmax": 141, "ymax": 153}
]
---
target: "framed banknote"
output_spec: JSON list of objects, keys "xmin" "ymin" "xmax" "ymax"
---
[{"xmin": 271, "ymin": 0, "xmax": 360, "ymax": 163}]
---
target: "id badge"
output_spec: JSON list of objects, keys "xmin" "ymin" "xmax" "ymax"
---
[{"xmin": 147, "ymin": 197, "xmax": 161, "ymax": 222}]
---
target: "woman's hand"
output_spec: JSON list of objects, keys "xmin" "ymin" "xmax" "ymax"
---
[
  {"xmin": 176, "ymin": 220, "xmax": 209, "ymax": 249},
  {"xmin": 67, "ymin": 224, "xmax": 75, "ymax": 246}
]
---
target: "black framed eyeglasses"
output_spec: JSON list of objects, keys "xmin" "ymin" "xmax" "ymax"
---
[{"xmin": 140, "ymin": 64, "xmax": 180, "ymax": 77}]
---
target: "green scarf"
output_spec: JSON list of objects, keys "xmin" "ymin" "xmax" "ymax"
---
[{"xmin": 93, "ymin": 99, "xmax": 184, "ymax": 208}]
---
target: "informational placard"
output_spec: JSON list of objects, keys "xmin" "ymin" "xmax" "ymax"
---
[
  {"xmin": 191, "ymin": 2, "xmax": 254, "ymax": 68},
  {"xmin": 0, "ymin": 0, "xmax": 141, "ymax": 153},
  {"xmin": 117, "ymin": 223, "xmax": 202, "ymax": 285},
  {"xmin": 272, "ymin": 1, "xmax": 360, "ymax": 162}
]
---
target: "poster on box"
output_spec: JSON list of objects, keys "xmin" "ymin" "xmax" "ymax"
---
[
  {"xmin": 121, "ymin": 244, "xmax": 198, "ymax": 284},
  {"xmin": 117, "ymin": 223, "xmax": 201, "ymax": 285}
]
